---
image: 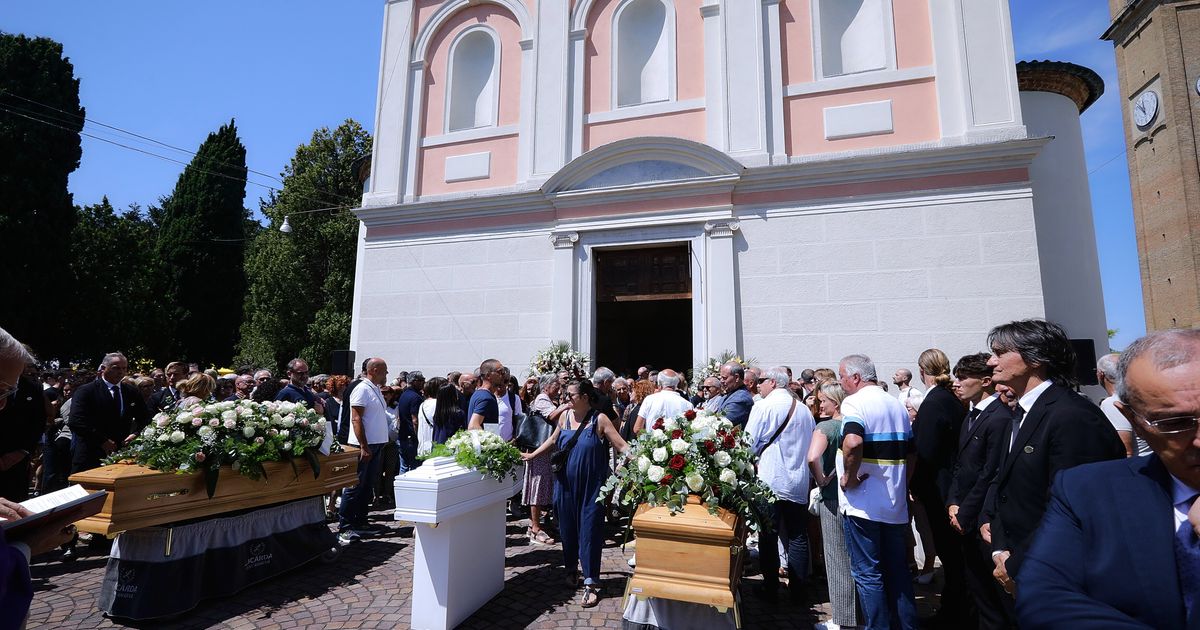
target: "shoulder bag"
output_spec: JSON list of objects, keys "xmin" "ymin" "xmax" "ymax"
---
[
  {"xmin": 550, "ymin": 410, "xmax": 593, "ymax": 474},
  {"xmin": 516, "ymin": 407, "xmax": 554, "ymax": 452},
  {"xmin": 754, "ymin": 398, "xmax": 797, "ymax": 472}
]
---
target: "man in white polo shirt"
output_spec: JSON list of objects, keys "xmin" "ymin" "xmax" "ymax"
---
[
  {"xmin": 633, "ymin": 369, "xmax": 693, "ymax": 435},
  {"xmin": 338, "ymin": 357, "xmax": 391, "ymax": 544},
  {"xmin": 837, "ymin": 353, "xmax": 917, "ymax": 630}
]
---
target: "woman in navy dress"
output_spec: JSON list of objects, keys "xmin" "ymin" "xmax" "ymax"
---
[{"xmin": 523, "ymin": 379, "xmax": 630, "ymax": 608}]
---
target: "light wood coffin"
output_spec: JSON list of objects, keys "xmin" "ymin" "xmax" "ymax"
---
[
  {"xmin": 68, "ymin": 448, "xmax": 360, "ymax": 536},
  {"xmin": 628, "ymin": 499, "xmax": 748, "ymax": 610}
]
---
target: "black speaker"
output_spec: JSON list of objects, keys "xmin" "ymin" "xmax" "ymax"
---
[
  {"xmin": 1071, "ymin": 339, "xmax": 1099, "ymax": 386},
  {"xmin": 330, "ymin": 350, "xmax": 356, "ymax": 377}
]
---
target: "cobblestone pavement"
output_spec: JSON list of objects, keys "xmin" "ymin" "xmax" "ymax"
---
[{"xmin": 27, "ymin": 502, "xmax": 940, "ymax": 629}]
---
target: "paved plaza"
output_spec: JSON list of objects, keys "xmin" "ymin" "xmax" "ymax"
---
[{"xmin": 28, "ymin": 504, "xmax": 939, "ymax": 629}]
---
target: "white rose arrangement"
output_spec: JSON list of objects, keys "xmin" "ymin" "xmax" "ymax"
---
[{"xmin": 424, "ymin": 429, "xmax": 522, "ymax": 482}]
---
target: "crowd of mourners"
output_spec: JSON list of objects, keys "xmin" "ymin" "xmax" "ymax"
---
[{"xmin": 2, "ymin": 318, "xmax": 1199, "ymax": 630}]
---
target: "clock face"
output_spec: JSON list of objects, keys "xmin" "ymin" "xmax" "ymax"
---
[{"xmin": 1133, "ymin": 90, "xmax": 1159, "ymax": 128}]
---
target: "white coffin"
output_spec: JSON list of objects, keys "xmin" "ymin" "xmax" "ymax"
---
[
  {"xmin": 392, "ymin": 456, "xmax": 522, "ymax": 524},
  {"xmin": 393, "ymin": 456, "xmax": 523, "ymax": 630}
]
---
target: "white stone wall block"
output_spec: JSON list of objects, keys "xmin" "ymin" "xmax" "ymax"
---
[
  {"xmin": 823, "ymin": 100, "xmax": 894, "ymax": 140},
  {"xmin": 736, "ymin": 245, "xmax": 780, "ymax": 277},
  {"xmin": 487, "ymin": 236, "xmax": 556, "ymax": 263},
  {"xmin": 420, "ymin": 241, "xmax": 490, "ymax": 266},
  {"xmin": 484, "ymin": 287, "xmax": 552, "ymax": 313},
  {"xmin": 828, "ymin": 333, "xmax": 933, "ymax": 364},
  {"xmin": 828, "ymin": 270, "xmax": 931, "ymax": 301},
  {"xmin": 418, "ymin": 291, "xmax": 488, "ymax": 317},
  {"xmin": 444, "ymin": 152, "xmax": 492, "ymax": 183},
  {"xmin": 878, "ymin": 299, "xmax": 990, "ymax": 332},
  {"xmin": 744, "ymin": 334, "xmax": 832, "ymax": 367},
  {"xmin": 388, "ymin": 317, "xmax": 455, "ymax": 341},
  {"xmin": 874, "ymin": 235, "xmax": 983, "ymax": 270},
  {"xmin": 785, "ymin": 303, "xmax": 880, "ymax": 332},
  {"xmin": 517, "ymin": 312, "xmax": 552, "ymax": 338},
  {"xmin": 824, "ymin": 208, "xmax": 924, "ymax": 243},
  {"xmin": 985, "ymin": 296, "xmax": 1046, "ymax": 325},
  {"xmin": 931, "ymin": 332, "xmax": 993, "ymax": 361},
  {"xmin": 929, "ymin": 264, "xmax": 1041, "ymax": 298},
  {"xmin": 930, "ymin": 198, "xmax": 1035, "ymax": 235},
  {"xmin": 740, "ymin": 306, "xmax": 783, "ymax": 334},
  {"xmin": 740, "ymin": 274, "xmax": 830, "ymax": 305},
  {"xmin": 979, "ymin": 230, "xmax": 1039, "ymax": 265},
  {"xmin": 355, "ymin": 318, "xmax": 389, "ymax": 344},
  {"xmin": 779, "ymin": 241, "xmax": 876, "ymax": 273},
  {"xmin": 738, "ymin": 215, "xmax": 826, "ymax": 246},
  {"xmin": 453, "ymin": 313, "xmax": 520, "ymax": 335}
]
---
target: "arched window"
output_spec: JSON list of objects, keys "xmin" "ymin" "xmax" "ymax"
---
[
  {"xmin": 446, "ymin": 28, "xmax": 499, "ymax": 132},
  {"xmin": 816, "ymin": 0, "xmax": 891, "ymax": 78},
  {"xmin": 614, "ymin": 0, "xmax": 672, "ymax": 108}
]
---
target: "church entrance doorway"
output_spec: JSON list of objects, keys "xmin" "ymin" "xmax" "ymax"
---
[{"xmin": 593, "ymin": 244, "xmax": 692, "ymax": 377}]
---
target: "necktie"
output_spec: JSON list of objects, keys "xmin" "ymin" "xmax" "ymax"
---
[
  {"xmin": 110, "ymin": 383, "xmax": 124, "ymax": 416},
  {"xmin": 966, "ymin": 407, "xmax": 982, "ymax": 433},
  {"xmin": 1009, "ymin": 407, "xmax": 1025, "ymax": 451},
  {"xmin": 1177, "ymin": 494, "xmax": 1200, "ymax": 620}
]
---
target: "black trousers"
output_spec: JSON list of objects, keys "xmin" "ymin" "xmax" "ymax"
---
[
  {"xmin": 760, "ymin": 499, "xmax": 810, "ymax": 595},
  {"xmin": 0, "ymin": 459, "xmax": 30, "ymax": 502},
  {"xmin": 962, "ymin": 532, "xmax": 1015, "ymax": 629},
  {"xmin": 914, "ymin": 487, "xmax": 969, "ymax": 624}
]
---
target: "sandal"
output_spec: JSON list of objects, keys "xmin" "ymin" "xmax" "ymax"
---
[
  {"xmin": 530, "ymin": 529, "xmax": 556, "ymax": 545},
  {"xmin": 580, "ymin": 584, "xmax": 601, "ymax": 608}
]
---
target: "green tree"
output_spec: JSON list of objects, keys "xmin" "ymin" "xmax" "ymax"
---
[
  {"xmin": 236, "ymin": 120, "xmax": 370, "ymax": 372},
  {"xmin": 156, "ymin": 120, "xmax": 249, "ymax": 365},
  {"xmin": 0, "ymin": 33, "xmax": 84, "ymax": 356},
  {"xmin": 66, "ymin": 199, "xmax": 166, "ymax": 361}
]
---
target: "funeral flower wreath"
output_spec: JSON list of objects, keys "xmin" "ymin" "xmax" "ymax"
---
[
  {"xmin": 107, "ymin": 399, "xmax": 338, "ymax": 497},
  {"xmin": 423, "ymin": 429, "xmax": 523, "ymax": 482},
  {"xmin": 599, "ymin": 408, "xmax": 776, "ymax": 532}
]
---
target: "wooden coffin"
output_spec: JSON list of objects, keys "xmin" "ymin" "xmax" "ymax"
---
[
  {"xmin": 68, "ymin": 448, "xmax": 360, "ymax": 536},
  {"xmin": 628, "ymin": 498, "xmax": 748, "ymax": 610}
]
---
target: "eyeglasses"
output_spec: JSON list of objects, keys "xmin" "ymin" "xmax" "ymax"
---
[
  {"xmin": 757, "ymin": 378, "xmax": 770, "ymax": 384},
  {"xmin": 1138, "ymin": 414, "xmax": 1199, "ymax": 435},
  {"xmin": 701, "ymin": 385, "xmax": 718, "ymax": 390}
]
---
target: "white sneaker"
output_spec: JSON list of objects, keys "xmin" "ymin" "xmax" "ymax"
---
[
  {"xmin": 627, "ymin": 554, "xmax": 636, "ymax": 567},
  {"xmin": 813, "ymin": 622, "xmax": 841, "ymax": 630}
]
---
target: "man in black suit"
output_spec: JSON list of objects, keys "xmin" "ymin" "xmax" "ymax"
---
[
  {"xmin": 946, "ymin": 352, "xmax": 1015, "ymax": 629},
  {"xmin": 148, "ymin": 361, "xmax": 187, "ymax": 414},
  {"xmin": 68, "ymin": 352, "xmax": 150, "ymax": 474},
  {"xmin": 0, "ymin": 365, "xmax": 51, "ymax": 501},
  {"xmin": 1017, "ymin": 328, "xmax": 1200, "ymax": 628},
  {"xmin": 981, "ymin": 320, "xmax": 1125, "ymax": 597}
]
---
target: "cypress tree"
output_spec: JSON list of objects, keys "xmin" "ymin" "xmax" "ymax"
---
[{"xmin": 156, "ymin": 120, "xmax": 248, "ymax": 366}]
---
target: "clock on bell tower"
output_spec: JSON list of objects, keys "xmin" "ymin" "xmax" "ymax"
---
[{"xmin": 1102, "ymin": 0, "xmax": 1200, "ymax": 330}]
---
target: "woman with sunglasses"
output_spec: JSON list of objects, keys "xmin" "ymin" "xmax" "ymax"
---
[{"xmin": 522, "ymin": 379, "xmax": 630, "ymax": 608}]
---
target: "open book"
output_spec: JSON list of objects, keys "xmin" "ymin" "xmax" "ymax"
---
[{"xmin": 2, "ymin": 484, "xmax": 107, "ymax": 538}]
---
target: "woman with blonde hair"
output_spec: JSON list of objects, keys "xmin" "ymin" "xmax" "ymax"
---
[
  {"xmin": 176, "ymin": 373, "xmax": 216, "ymax": 408},
  {"xmin": 806, "ymin": 380, "xmax": 858, "ymax": 630},
  {"xmin": 911, "ymin": 348, "xmax": 969, "ymax": 622}
]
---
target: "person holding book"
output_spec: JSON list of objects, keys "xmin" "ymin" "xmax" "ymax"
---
[{"xmin": 0, "ymin": 326, "xmax": 78, "ymax": 628}]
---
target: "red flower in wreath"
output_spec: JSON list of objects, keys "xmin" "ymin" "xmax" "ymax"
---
[
  {"xmin": 722, "ymin": 434, "xmax": 736, "ymax": 449},
  {"xmin": 660, "ymin": 473, "xmax": 674, "ymax": 485},
  {"xmin": 669, "ymin": 454, "xmax": 686, "ymax": 470},
  {"xmin": 653, "ymin": 418, "xmax": 665, "ymax": 430},
  {"xmin": 684, "ymin": 409, "xmax": 696, "ymax": 420},
  {"xmin": 670, "ymin": 429, "xmax": 683, "ymax": 440},
  {"xmin": 704, "ymin": 440, "xmax": 717, "ymax": 454}
]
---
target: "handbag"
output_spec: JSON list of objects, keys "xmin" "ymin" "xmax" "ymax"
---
[
  {"xmin": 515, "ymin": 409, "xmax": 554, "ymax": 451},
  {"xmin": 550, "ymin": 410, "xmax": 592, "ymax": 474},
  {"xmin": 808, "ymin": 486, "xmax": 823, "ymax": 516}
]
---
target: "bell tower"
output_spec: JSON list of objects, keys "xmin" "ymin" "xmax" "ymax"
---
[{"xmin": 1102, "ymin": 0, "xmax": 1200, "ymax": 330}]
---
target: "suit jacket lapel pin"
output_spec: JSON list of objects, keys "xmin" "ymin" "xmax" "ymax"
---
[{"xmin": 1023, "ymin": 445, "xmax": 1034, "ymax": 454}]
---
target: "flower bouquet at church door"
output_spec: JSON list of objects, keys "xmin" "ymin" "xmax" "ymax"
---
[
  {"xmin": 599, "ymin": 408, "xmax": 774, "ymax": 612},
  {"xmin": 68, "ymin": 400, "xmax": 360, "ymax": 536}
]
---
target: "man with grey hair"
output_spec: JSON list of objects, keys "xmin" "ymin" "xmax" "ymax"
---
[
  {"xmin": 591, "ymin": 367, "xmax": 619, "ymax": 425},
  {"xmin": 744, "ymin": 366, "xmax": 762, "ymax": 401},
  {"xmin": 746, "ymin": 366, "xmax": 815, "ymax": 601},
  {"xmin": 612, "ymin": 377, "xmax": 631, "ymax": 420},
  {"xmin": 1017, "ymin": 329, "xmax": 1200, "ymax": 627},
  {"xmin": 634, "ymin": 369, "xmax": 693, "ymax": 434},
  {"xmin": 0, "ymin": 326, "xmax": 78, "ymax": 627},
  {"xmin": 713, "ymin": 362, "xmax": 754, "ymax": 428},
  {"xmin": 1096, "ymin": 352, "xmax": 1138, "ymax": 457},
  {"xmin": 68, "ymin": 352, "xmax": 148, "ymax": 474},
  {"xmin": 698, "ymin": 376, "xmax": 722, "ymax": 409},
  {"xmin": 837, "ymin": 353, "xmax": 918, "ymax": 628}
]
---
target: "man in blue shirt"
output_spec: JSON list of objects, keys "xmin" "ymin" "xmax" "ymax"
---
[
  {"xmin": 275, "ymin": 358, "xmax": 325, "ymax": 415},
  {"xmin": 715, "ymin": 362, "xmax": 754, "ymax": 427},
  {"xmin": 468, "ymin": 359, "xmax": 503, "ymax": 430},
  {"xmin": 394, "ymin": 371, "xmax": 424, "ymax": 473}
]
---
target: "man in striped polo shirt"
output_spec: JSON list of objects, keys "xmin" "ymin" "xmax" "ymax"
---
[{"xmin": 836, "ymin": 354, "xmax": 918, "ymax": 630}]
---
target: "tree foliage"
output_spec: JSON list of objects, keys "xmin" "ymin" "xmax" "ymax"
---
[
  {"xmin": 0, "ymin": 33, "xmax": 84, "ymax": 355},
  {"xmin": 66, "ymin": 199, "xmax": 166, "ymax": 361},
  {"xmin": 236, "ymin": 120, "xmax": 370, "ymax": 372},
  {"xmin": 156, "ymin": 120, "xmax": 249, "ymax": 366}
]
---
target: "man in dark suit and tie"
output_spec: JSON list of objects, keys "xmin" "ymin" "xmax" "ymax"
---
[
  {"xmin": 68, "ymin": 352, "xmax": 149, "ymax": 474},
  {"xmin": 148, "ymin": 361, "xmax": 187, "ymax": 414},
  {"xmin": 1017, "ymin": 328, "xmax": 1200, "ymax": 628},
  {"xmin": 946, "ymin": 352, "xmax": 1015, "ymax": 629},
  {"xmin": 981, "ymin": 320, "xmax": 1125, "ymax": 598}
]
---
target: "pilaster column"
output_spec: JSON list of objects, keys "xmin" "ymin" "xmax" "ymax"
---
[
  {"xmin": 704, "ymin": 221, "xmax": 740, "ymax": 356},
  {"xmin": 532, "ymin": 0, "xmax": 572, "ymax": 178},
  {"xmin": 549, "ymin": 231, "xmax": 580, "ymax": 345},
  {"xmin": 402, "ymin": 59, "xmax": 429, "ymax": 203},
  {"xmin": 700, "ymin": 1, "xmax": 727, "ymax": 152},
  {"xmin": 365, "ymin": 0, "xmax": 414, "ymax": 206},
  {"xmin": 762, "ymin": 0, "xmax": 787, "ymax": 164}
]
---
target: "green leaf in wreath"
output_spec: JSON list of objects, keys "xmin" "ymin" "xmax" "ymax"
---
[{"xmin": 305, "ymin": 449, "xmax": 321, "ymax": 479}]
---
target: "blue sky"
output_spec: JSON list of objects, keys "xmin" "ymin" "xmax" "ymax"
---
[{"xmin": 1, "ymin": 0, "xmax": 1145, "ymax": 349}]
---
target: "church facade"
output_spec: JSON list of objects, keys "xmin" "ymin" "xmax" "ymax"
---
[{"xmin": 351, "ymin": 0, "xmax": 1108, "ymax": 379}]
